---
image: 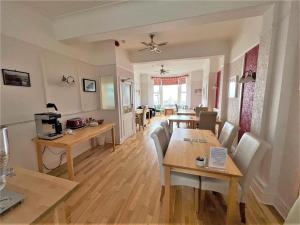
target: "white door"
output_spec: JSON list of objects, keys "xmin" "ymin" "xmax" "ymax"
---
[{"xmin": 121, "ymin": 81, "xmax": 135, "ymax": 140}]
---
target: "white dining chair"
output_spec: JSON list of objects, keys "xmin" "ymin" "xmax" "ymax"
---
[
  {"xmin": 201, "ymin": 132, "xmax": 270, "ymax": 223},
  {"xmin": 151, "ymin": 126, "xmax": 200, "ymax": 202},
  {"xmin": 218, "ymin": 121, "xmax": 239, "ymax": 154},
  {"xmin": 284, "ymin": 196, "xmax": 300, "ymax": 225},
  {"xmin": 160, "ymin": 120, "xmax": 171, "ymax": 141}
]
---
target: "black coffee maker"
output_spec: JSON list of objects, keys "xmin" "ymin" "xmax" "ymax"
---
[{"xmin": 34, "ymin": 103, "xmax": 63, "ymax": 140}]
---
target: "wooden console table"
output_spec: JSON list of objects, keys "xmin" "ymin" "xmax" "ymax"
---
[
  {"xmin": 33, "ymin": 123, "xmax": 115, "ymax": 180},
  {"xmin": 1, "ymin": 167, "xmax": 78, "ymax": 225}
]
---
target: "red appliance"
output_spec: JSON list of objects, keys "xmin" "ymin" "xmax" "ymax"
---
[{"xmin": 66, "ymin": 118, "xmax": 85, "ymax": 129}]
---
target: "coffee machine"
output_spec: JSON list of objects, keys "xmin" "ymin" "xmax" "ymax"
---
[
  {"xmin": 0, "ymin": 125, "xmax": 24, "ymax": 215},
  {"xmin": 34, "ymin": 103, "xmax": 63, "ymax": 140}
]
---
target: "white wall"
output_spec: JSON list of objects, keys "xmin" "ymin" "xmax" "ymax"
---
[
  {"xmin": 0, "ymin": 2, "xmax": 126, "ymax": 171},
  {"xmin": 190, "ymin": 70, "xmax": 203, "ymax": 108},
  {"xmin": 1, "ymin": 1, "xmax": 93, "ymax": 64},
  {"xmin": 0, "ymin": 35, "xmax": 115, "ymax": 171},
  {"xmin": 134, "ymin": 71, "xmax": 141, "ymax": 107},
  {"xmin": 230, "ymin": 16, "xmax": 263, "ymax": 61}
]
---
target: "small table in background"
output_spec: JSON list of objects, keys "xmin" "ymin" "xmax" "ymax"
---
[
  {"xmin": 164, "ymin": 107, "xmax": 175, "ymax": 116},
  {"xmin": 33, "ymin": 123, "xmax": 115, "ymax": 180},
  {"xmin": 168, "ymin": 115, "xmax": 195, "ymax": 132},
  {"xmin": 177, "ymin": 109, "xmax": 196, "ymax": 116}
]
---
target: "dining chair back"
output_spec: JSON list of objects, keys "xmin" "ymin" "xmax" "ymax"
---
[
  {"xmin": 151, "ymin": 126, "xmax": 199, "ymax": 191},
  {"xmin": 151, "ymin": 126, "xmax": 169, "ymax": 185},
  {"xmin": 198, "ymin": 111, "xmax": 217, "ymax": 134},
  {"xmin": 135, "ymin": 106, "xmax": 148, "ymax": 131},
  {"xmin": 160, "ymin": 120, "xmax": 171, "ymax": 141},
  {"xmin": 233, "ymin": 133, "xmax": 271, "ymax": 202},
  {"xmin": 218, "ymin": 121, "xmax": 239, "ymax": 153},
  {"xmin": 175, "ymin": 104, "xmax": 179, "ymax": 113},
  {"xmin": 195, "ymin": 106, "xmax": 209, "ymax": 116},
  {"xmin": 201, "ymin": 132, "xmax": 270, "ymax": 223}
]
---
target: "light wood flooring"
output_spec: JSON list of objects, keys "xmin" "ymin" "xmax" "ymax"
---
[{"xmin": 59, "ymin": 118, "xmax": 283, "ymax": 224}]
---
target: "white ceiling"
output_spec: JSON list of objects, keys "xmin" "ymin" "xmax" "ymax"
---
[
  {"xmin": 79, "ymin": 18, "xmax": 245, "ymax": 50},
  {"xmin": 21, "ymin": 1, "xmax": 261, "ymax": 51},
  {"xmin": 134, "ymin": 58, "xmax": 210, "ymax": 76},
  {"xmin": 25, "ymin": 0, "xmax": 125, "ymax": 19}
]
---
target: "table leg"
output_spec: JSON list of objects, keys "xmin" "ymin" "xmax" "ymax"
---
[
  {"xmin": 226, "ymin": 177, "xmax": 238, "ymax": 225},
  {"xmin": 111, "ymin": 126, "xmax": 116, "ymax": 152},
  {"xmin": 35, "ymin": 142, "xmax": 44, "ymax": 173},
  {"xmin": 164, "ymin": 166, "xmax": 171, "ymax": 222},
  {"xmin": 66, "ymin": 146, "xmax": 75, "ymax": 181},
  {"xmin": 177, "ymin": 122, "xmax": 180, "ymax": 128}
]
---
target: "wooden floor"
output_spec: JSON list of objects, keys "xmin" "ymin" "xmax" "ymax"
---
[{"xmin": 59, "ymin": 118, "xmax": 283, "ymax": 225}]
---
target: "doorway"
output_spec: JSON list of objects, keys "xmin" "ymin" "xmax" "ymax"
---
[{"xmin": 238, "ymin": 45, "xmax": 259, "ymax": 140}]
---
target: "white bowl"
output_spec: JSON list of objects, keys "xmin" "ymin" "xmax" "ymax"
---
[{"xmin": 195, "ymin": 157, "xmax": 207, "ymax": 167}]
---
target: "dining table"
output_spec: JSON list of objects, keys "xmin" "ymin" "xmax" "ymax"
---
[
  {"xmin": 163, "ymin": 128, "xmax": 242, "ymax": 224},
  {"xmin": 177, "ymin": 109, "xmax": 196, "ymax": 116},
  {"xmin": 168, "ymin": 115, "xmax": 223, "ymax": 134},
  {"xmin": 168, "ymin": 115, "xmax": 195, "ymax": 132}
]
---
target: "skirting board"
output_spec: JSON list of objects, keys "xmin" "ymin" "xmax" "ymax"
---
[{"xmin": 250, "ymin": 176, "xmax": 274, "ymax": 204}]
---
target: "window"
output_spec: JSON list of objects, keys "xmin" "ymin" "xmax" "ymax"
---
[
  {"xmin": 179, "ymin": 83, "xmax": 187, "ymax": 105},
  {"xmin": 152, "ymin": 75, "xmax": 188, "ymax": 107},
  {"xmin": 162, "ymin": 85, "xmax": 178, "ymax": 106},
  {"xmin": 153, "ymin": 85, "xmax": 161, "ymax": 105}
]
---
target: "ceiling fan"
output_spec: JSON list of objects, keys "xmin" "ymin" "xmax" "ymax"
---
[
  {"xmin": 138, "ymin": 34, "xmax": 168, "ymax": 54},
  {"xmin": 156, "ymin": 65, "xmax": 170, "ymax": 75}
]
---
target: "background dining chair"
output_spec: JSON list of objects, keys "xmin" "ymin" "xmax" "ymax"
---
[
  {"xmin": 284, "ymin": 196, "xmax": 300, "ymax": 225},
  {"xmin": 195, "ymin": 106, "xmax": 209, "ymax": 117},
  {"xmin": 197, "ymin": 111, "xmax": 217, "ymax": 134},
  {"xmin": 151, "ymin": 126, "xmax": 200, "ymax": 203},
  {"xmin": 160, "ymin": 120, "xmax": 172, "ymax": 141},
  {"xmin": 201, "ymin": 132, "xmax": 270, "ymax": 223},
  {"xmin": 218, "ymin": 121, "xmax": 239, "ymax": 154},
  {"xmin": 175, "ymin": 104, "xmax": 179, "ymax": 113},
  {"xmin": 136, "ymin": 106, "xmax": 148, "ymax": 131}
]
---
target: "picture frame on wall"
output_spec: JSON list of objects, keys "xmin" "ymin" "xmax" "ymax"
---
[
  {"xmin": 83, "ymin": 79, "xmax": 96, "ymax": 92},
  {"xmin": 228, "ymin": 75, "xmax": 238, "ymax": 98},
  {"xmin": 2, "ymin": 69, "xmax": 31, "ymax": 87}
]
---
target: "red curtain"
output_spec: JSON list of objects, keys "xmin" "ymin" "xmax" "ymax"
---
[{"xmin": 152, "ymin": 75, "xmax": 188, "ymax": 85}]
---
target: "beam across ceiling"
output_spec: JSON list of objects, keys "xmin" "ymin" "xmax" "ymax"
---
[{"xmin": 53, "ymin": 1, "xmax": 271, "ymax": 42}]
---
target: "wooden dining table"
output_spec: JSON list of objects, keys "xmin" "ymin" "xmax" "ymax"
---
[
  {"xmin": 163, "ymin": 129, "xmax": 242, "ymax": 224},
  {"xmin": 168, "ymin": 115, "xmax": 195, "ymax": 132},
  {"xmin": 177, "ymin": 109, "xmax": 196, "ymax": 116}
]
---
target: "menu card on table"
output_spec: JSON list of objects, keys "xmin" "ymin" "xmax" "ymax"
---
[{"xmin": 208, "ymin": 147, "xmax": 228, "ymax": 169}]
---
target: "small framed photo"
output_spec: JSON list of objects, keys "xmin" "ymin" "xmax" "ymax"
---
[
  {"xmin": 228, "ymin": 76, "xmax": 238, "ymax": 98},
  {"xmin": 83, "ymin": 79, "xmax": 96, "ymax": 92},
  {"xmin": 2, "ymin": 69, "xmax": 31, "ymax": 87}
]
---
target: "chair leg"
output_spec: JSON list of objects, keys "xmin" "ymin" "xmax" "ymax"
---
[
  {"xmin": 160, "ymin": 186, "xmax": 165, "ymax": 202},
  {"xmin": 239, "ymin": 202, "xmax": 246, "ymax": 223}
]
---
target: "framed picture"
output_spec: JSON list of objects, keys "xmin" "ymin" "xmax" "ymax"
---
[
  {"xmin": 2, "ymin": 69, "xmax": 31, "ymax": 87},
  {"xmin": 228, "ymin": 76, "xmax": 238, "ymax": 98},
  {"xmin": 83, "ymin": 79, "xmax": 96, "ymax": 92}
]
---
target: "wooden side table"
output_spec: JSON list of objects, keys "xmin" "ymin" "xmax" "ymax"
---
[{"xmin": 33, "ymin": 123, "xmax": 115, "ymax": 180}]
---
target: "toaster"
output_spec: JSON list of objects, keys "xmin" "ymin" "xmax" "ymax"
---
[{"xmin": 66, "ymin": 118, "xmax": 85, "ymax": 129}]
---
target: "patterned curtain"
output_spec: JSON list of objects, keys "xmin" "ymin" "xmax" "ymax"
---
[{"xmin": 152, "ymin": 75, "xmax": 188, "ymax": 85}]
